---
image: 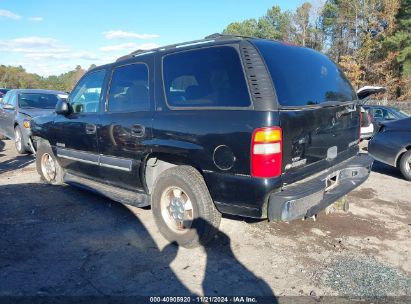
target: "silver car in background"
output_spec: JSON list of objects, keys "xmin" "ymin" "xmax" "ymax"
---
[{"xmin": 0, "ymin": 89, "xmax": 68, "ymax": 154}]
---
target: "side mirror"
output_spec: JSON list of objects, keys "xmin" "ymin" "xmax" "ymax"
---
[
  {"xmin": 55, "ymin": 100, "xmax": 70, "ymax": 115},
  {"xmin": 3, "ymin": 104, "xmax": 15, "ymax": 110}
]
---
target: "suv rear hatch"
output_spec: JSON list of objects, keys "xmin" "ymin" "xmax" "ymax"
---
[{"xmin": 253, "ymin": 40, "xmax": 360, "ymax": 184}]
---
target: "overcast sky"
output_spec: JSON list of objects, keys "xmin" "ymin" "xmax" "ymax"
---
[{"xmin": 0, "ymin": 0, "xmax": 304, "ymax": 76}]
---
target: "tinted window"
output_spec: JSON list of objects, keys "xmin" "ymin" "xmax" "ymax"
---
[
  {"xmin": 70, "ymin": 69, "xmax": 106, "ymax": 113},
  {"xmin": 8, "ymin": 93, "xmax": 17, "ymax": 107},
  {"xmin": 163, "ymin": 46, "xmax": 251, "ymax": 108},
  {"xmin": 1, "ymin": 92, "xmax": 10, "ymax": 104},
  {"xmin": 254, "ymin": 40, "xmax": 357, "ymax": 106},
  {"xmin": 18, "ymin": 93, "xmax": 59, "ymax": 109},
  {"xmin": 108, "ymin": 63, "xmax": 149, "ymax": 112}
]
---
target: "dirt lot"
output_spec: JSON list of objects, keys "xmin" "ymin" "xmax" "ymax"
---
[{"xmin": 0, "ymin": 139, "xmax": 410, "ymax": 298}]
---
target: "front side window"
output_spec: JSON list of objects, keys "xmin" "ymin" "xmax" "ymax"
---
[
  {"xmin": 18, "ymin": 93, "xmax": 59, "ymax": 109},
  {"xmin": 107, "ymin": 63, "xmax": 150, "ymax": 112},
  {"xmin": 70, "ymin": 69, "xmax": 106, "ymax": 113},
  {"xmin": 163, "ymin": 46, "xmax": 251, "ymax": 108}
]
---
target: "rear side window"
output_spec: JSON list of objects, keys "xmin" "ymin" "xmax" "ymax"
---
[
  {"xmin": 163, "ymin": 46, "xmax": 251, "ymax": 108},
  {"xmin": 253, "ymin": 40, "xmax": 357, "ymax": 107},
  {"xmin": 107, "ymin": 63, "xmax": 150, "ymax": 112}
]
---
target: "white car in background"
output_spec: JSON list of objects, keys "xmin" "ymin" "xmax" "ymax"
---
[{"xmin": 357, "ymin": 86, "xmax": 386, "ymax": 140}]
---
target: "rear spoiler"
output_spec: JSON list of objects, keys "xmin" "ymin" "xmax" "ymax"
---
[{"xmin": 357, "ymin": 86, "xmax": 386, "ymax": 100}]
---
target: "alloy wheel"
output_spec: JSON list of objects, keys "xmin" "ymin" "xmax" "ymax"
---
[
  {"xmin": 41, "ymin": 153, "xmax": 56, "ymax": 182},
  {"xmin": 160, "ymin": 186, "xmax": 194, "ymax": 233}
]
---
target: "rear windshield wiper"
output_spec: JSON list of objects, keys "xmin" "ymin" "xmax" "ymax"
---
[{"xmin": 280, "ymin": 100, "xmax": 355, "ymax": 111}]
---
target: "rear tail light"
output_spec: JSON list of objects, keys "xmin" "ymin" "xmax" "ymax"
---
[{"xmin": 251, "ymin": 127, "xmax": 282, "ymax": 178}]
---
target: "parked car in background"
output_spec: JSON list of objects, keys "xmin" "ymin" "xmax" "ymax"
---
[
  {"xmin": 369, "ymin": 117, "xmax": 411, "ymax": 181},
  {"xmin": 360, "ymin": 106, "xmax": 374, "ymax": 139},
  {"xmin": 31, "ymin": 35, "xmax": 373, "ymax": 247},
  {"xmin": 363, "ymin": 105, "xmax": 409, "ymax": 130},
  {"xmin": 0, "ymin": 89, "xmax": 68, "ymax": 154},
  {"xmin": 356, "ymin": 86, "xmax": 386, "ymax": 140},
  {"xmin": 0, "ymin": 88, "xmax": 11, "ymax": 103}
]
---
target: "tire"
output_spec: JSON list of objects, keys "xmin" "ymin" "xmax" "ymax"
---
[
  {"xmin": 152, "ymin": 165, "xmax": 221, "ymax": 248},
  {"xmin": 14, "ymin": 126, "xmax": 28, "ymax": 154},
  {"xmin": 36, "ymin": 140, "xmax": 64, "ymax": 185},
  {"xmin": 399, "ymin": 150, "xmax": 411, "ymax": 181}
]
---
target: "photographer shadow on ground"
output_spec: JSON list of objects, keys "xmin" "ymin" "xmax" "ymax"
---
[
  {"xmin": 190, "ymin": 217, "xmax": 276, "ymax": 299},
  {"xmin": 0, "ymin": 182, "xmax": 276, "ymax": 300}
]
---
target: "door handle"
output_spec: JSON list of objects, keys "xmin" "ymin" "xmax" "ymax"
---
[
  {"xmin": 85, "ymin": 124, "xmax": 97, "ymax": 135},
  {"xmin": 131, "ymin": 124, "xmax": 145, "ymax": 137}
]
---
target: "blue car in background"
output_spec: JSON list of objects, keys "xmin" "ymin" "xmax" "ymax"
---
[{"xmin": 363, "ymin": 105, "xmax": 410, "ymax": 131}]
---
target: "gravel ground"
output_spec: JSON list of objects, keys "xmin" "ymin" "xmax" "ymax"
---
[
  {"xmin": 315, "ymin": 256, "xmax": 410, "ymax": 297},
  {"xmin": 0, "ymin": 139, "xmax": 410, "ymax": 299}
]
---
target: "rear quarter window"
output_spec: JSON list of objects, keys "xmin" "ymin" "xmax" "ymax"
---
[
  {"xmin": 253, "ymin": 40, "xmax": 357, "ymax": 107},
  {"xmin": 162, "ymin": 46, "xmax": 251, "ymax": 108}
]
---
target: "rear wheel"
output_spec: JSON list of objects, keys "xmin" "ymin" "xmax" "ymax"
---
[
  {"xmin": 14, "ymin": 126, "xmax": 28, "ymax": 154},
  {"xmin": 399, "ymin": 150, "xmax": 411, "ymax": 181},
  {"xmin": 36, "ymin": 140, "xmax": 64, "ymax": 185},
  {"xmin": 152, "ymin": 166, "xmax": 221, "ymax": 248}
]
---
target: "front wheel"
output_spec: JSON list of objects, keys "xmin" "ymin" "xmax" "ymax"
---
[
  {"xmin": 152, "ymin": 166, "xmax": 221, "ymax": 248},
  {"xmin": 399, "ymin": 150, "xmax": 411, "ymax": 181},
  {"xmin": 14, "ymin": 126, "xmax": 28, "ymax": 154},
  {"xmin": 36, "ymin": 140, "xmax": 64, "ymax": 185}
]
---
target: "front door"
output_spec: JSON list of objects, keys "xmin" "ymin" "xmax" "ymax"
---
[
  {"xmin": 97, "ymin": 61, "xmax": 153, "ymax": 191},
  {"xmin": 52, "ymin": 69, "xmax": 106, "ymax": 179}
]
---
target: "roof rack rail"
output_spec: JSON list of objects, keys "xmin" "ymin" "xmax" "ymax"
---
[
  {"xmin": 205, "ymin": 33, "xmax": 255, "ymax": 40},
  {"xmin": 116, "ymin": 34, "xmax": 246, "ymax": 62}
]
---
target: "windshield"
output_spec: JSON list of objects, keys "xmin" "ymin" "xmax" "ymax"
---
[
  {"xmin": 253, "ymin": 40, "xmax": 357, "ymax": 107},
  {"xmin": 18, "ymin": 93, "xmax": 60, "ymax": 109},
  {"xmin": 391, "ymin": 108, "xmax": 409, "ymax": 119}
]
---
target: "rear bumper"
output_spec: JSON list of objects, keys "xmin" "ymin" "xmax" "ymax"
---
[{"xmin": 268, "ymin": 153, "xmax": 373, "ymax": 221}]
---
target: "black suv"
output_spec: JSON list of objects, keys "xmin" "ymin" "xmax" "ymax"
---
[{"xmin": 31, "ymin": 35, "xmax": 373, "ymax": 247}]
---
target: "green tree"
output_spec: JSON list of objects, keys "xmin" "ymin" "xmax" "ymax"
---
[{"xmin": 294, "ymin": 2, "xmax": 312, "ymax": 46}]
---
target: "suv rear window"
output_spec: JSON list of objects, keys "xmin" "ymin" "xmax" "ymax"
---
[
  {"xmin": 163, "ymin": 46, "xmax": 251, "ymax": 108},
  {"xmin": 253, "ymin": 40, "xmax": 357, "ymax": 107}
]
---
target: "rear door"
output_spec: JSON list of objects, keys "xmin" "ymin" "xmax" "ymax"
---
[
  {"xmin": 253, "ymin": 40, "xmax": 360, "ymax": 182},
  {"xmin": 97, "ymin": 59, "xmax": 153, "ymax": 191}
]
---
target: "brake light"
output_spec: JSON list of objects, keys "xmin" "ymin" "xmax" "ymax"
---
[{"xmin": 251, "ymin": 127, "xmax": 282, "ymax": 178}]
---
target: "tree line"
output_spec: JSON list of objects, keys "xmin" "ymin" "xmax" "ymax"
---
[
  {"xmin": 223, "ymin": 0, "xmax": 411, "ymax": 100},
  {"xmin": 0, "ymin": 65, "xmax": 93, "ymax": 93}
]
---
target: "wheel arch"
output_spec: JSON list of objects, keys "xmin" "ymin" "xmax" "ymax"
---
[
  {"xmin": 395, "ymin": 144, "xmax": 411, "ymax": 168},
  {"xmin": 143, "ymin": 153, "xmax": 204, "ymax": 194}
]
